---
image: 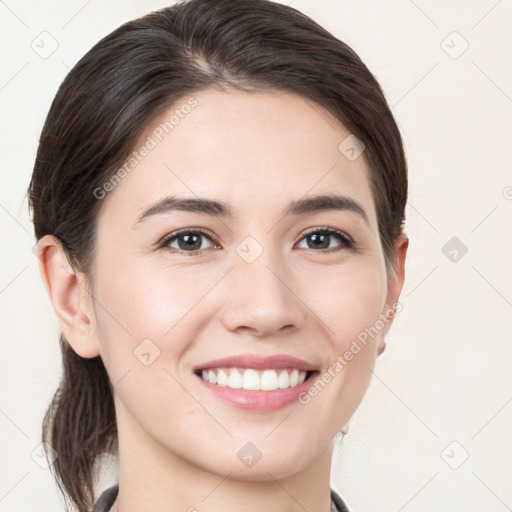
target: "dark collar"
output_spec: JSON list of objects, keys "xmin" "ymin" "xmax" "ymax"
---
[{"xmin": 93, "ymin": 484, "xmax": 351, "ymax": 512}]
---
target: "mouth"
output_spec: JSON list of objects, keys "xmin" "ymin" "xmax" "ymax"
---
[
  {"xmin": 194, "ymin": 367, "xmax": 317, "ymax": 391},
  {"xmin": 192, "ymin": 354, "xmax": 321, "ymax": 411}
]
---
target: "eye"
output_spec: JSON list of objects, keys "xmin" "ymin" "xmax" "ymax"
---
[
  {"xmin": 158, "ymin": 228, "xmax": 219, "ymax": 255},
  {"xmin": 295, "ymin": 227, "xmax": 353, "ymax": 252},
  {"xmin": 158, "ymin": 226, "xmax": 354, "ymax": 256}
]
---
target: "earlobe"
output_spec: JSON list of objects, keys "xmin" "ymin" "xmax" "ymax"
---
[{"xmin": 37, "ymin": 235, "xmax": 101, "ymax": 359}]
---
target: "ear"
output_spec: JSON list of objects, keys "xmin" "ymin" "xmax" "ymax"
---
[
  {"xmin": 36, "ymin": 234, "xmax": 100, "ymax": 358},
  {"xmin": 377, "ymin": 232, "xmax": 409, "ymax": 356}
]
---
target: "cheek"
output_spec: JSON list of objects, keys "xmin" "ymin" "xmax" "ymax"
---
[
  {"xmin": 91, "ymin": 259, "xmax": 220, "ymax": 374},
  {"xmin": 298, "ymin": 259, "xmax": 387, "ymax": 408},
  {"xmin": 90, "ymin": 263, "xmax": 199, "ymax": 428},
  {"xmin": 302, "ymin": 258, "xmax": 388, "ymax": 349}
]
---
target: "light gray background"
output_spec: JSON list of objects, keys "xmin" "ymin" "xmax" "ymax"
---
[{"xmin": 1, "ymin": 1, "xmax": 511, "ymax": 511}]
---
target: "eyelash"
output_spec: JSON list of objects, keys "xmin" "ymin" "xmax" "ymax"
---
[{"xmin": 158, "ymin": 226, "xmax": 355, "ymax": 256}]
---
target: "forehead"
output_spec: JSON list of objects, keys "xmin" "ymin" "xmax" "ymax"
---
[{"xmin": 97, "ymin": 88, "xmax": 376, "ymax": 229}]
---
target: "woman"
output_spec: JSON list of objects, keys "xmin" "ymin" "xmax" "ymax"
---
[{"xmin": 28, "ymin": 0, "xmax": 408, "ymax": 510}]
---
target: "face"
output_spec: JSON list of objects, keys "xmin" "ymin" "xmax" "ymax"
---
[{"xmin": 72, "ymin": 89, "xmax": 405, "ymax": 480}]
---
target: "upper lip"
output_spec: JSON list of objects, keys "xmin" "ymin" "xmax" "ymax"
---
[{"xmin": 193, "ymin": 354, "xmax": 320, "ymax": 372}]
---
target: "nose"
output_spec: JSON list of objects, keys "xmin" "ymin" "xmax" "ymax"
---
[{"xmin": 219, "ymin": 251, "xmax": 306, "ymax": 338}]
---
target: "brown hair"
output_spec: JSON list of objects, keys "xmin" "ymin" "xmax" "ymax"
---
[{"xmin": 28, "ymin": 0, "xmax": 407, "ymax": 510}]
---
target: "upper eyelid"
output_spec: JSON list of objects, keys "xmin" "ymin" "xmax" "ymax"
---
[
  {"xmin": 298, "ymin": 226, "xmax": 353, "ymax": 244},
  {"xmin": 159, "ymin": 227, "xmax": 219, "ymax": 247}
]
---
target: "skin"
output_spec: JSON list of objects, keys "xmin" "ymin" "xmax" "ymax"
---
[{"xmin": 38, "ymin": 88, "xmax": 408, "ymax": 512}]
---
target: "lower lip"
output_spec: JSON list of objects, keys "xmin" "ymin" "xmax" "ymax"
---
[{"xmin": 194, "ymin": 371, "xmax": 319, "ymax": 412}]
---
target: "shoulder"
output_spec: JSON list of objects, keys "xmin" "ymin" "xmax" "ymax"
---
[{"xmin": 93, "ymin": 484, "xmax": 119, "ymax": 512}]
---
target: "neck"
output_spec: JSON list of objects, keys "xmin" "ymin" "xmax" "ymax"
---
[{"xmin": 112, "ymin": 399, "xmax": 335, "ymax": 512}]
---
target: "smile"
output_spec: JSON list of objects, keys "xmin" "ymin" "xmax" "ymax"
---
[
  {"xmin": 194, "ymin": 368, "xmax": 319, "ymax": 411},
  {"xmin": 192, "ymin": 353, "xmax": 320, "ymax": 411},
  {"xmin": 197, "ymin": 367, "xmax": 310, "ymax": 391}
]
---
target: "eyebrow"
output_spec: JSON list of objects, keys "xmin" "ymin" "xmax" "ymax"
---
[{"xmin": 132, "ymin": 193, "xmax": 369, "ymax": 228}]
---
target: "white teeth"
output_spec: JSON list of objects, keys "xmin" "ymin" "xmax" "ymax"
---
[
  {"xmin": 278, "ymin": 370, "xmax": 289, "ymax": 389},
  {"xmin": 228, "ymin": 369, "xmax": 243, "ymax": 388},
  {"xmin": 261, "ymin": 369, "xmax": 278, "ymax": 391},
  {"xmin": 243, "ymin": 369, "xmax": 260, "ymax": 390},
  {"xmin": 200, "ymin": 368, "xmax": 309, "ymax": 391},
  {"xmin": 217, "ymin": 369, "xmax": 228, "ymax": 387}
]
